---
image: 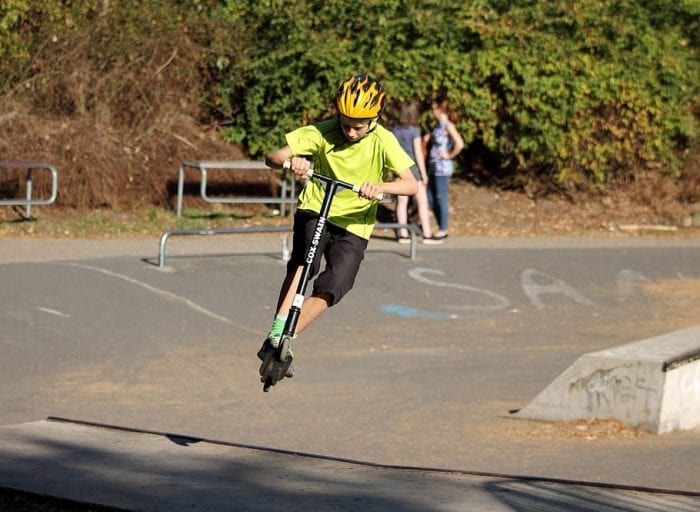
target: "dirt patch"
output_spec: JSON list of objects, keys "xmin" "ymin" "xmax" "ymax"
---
[
  {"xmin": 502, "ymin": 418, "xmax": 650, "ymax": 442},
  {"xmin": 442, "ymin": 178, "xmax": 699, "ymax": 239},
  {"xmin": 642, "ymin": 278, "xmax": 700, "ymax": 299}
]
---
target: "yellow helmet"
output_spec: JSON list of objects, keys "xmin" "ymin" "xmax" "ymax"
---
[{"xmin": 335, "ymin": 74, "xmax": 387, "ymax": 119}]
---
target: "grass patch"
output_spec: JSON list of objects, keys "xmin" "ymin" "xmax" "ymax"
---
[{"xmin": 0, "ymin": 205, "xmax": 292, "ymax": 239}]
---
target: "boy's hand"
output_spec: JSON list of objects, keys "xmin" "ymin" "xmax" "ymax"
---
[
  {"xmin": 358, "ymin": 182, "xmax": 382, "ymax": 200},
  {"xmin": 288, "ymin": 156, "xmax": 312, "ymax": 180}
]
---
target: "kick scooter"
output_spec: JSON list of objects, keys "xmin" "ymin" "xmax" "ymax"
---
[{"xmin": 259, "ymin": 160, "xmax": 383, "ymax": 392}]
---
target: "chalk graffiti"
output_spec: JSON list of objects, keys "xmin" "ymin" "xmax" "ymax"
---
[
  {"xmin": 380, "ymin": 304, "xmax": 456, "ymax": 319},
  {"xmin": 408, "ymin": 268, "xmax": 511, "ymax": 313},
  {"xmin": 520, "ymin": 268, "xmax": 594, "ymax": 310},
  {"xmin": 405, "ymin": 267, "xmax": 595, "ymax": 313}
]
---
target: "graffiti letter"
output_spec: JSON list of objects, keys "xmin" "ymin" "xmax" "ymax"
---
[
  {"xmin": 520, "ymin": 268, "xmax": 594, "ymax": 310},
  {"xmin": 408, "ymin": 268, "xmax": 510, "ymax": 313}
]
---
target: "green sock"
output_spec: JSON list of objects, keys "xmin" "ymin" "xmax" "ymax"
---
[{"xmin": 267, "ymin": 314, "xmax": 287, "ymax": 339}]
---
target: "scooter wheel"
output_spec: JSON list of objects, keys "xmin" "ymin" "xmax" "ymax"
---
[{"xmin": 263, "ymin": 376, "xmax": 273, "ymax": 392}]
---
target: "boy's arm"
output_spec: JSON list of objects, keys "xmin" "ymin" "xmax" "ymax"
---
[
  {"xmin": 265, "ymin": 146, "xmax": 312, "ymax": 180},
  {"xmin": 265, "ymin": 146, "xmax": 294, "ymax": 169}
]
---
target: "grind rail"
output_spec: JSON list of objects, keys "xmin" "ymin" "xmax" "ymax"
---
[{"xmin": 157, "ymin": 222, "xmax": 418, "ymax": 268}]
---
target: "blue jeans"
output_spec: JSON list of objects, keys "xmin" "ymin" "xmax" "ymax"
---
[{"xmin": 428, "ymin": 175, "xmax": 450, "ymax": 232}]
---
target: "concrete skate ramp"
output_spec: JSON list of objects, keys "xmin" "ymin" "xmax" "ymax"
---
[
  {"xmin": 1, "ymin": 418, "xmax": 698, "ymax": 511},
  {"xmin": 516, "ymin": 325, "xmax": 700, "ymax": 433}
]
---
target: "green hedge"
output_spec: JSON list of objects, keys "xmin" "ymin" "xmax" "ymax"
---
[
  {"xmin": 2, "ymin": 0, "xmax": 697, "ymax": 189},
  {"xmin": 211, "ymin": 0, "xmax": 698, "ymax": 187}
]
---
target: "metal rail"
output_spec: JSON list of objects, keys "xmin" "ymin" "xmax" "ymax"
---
[
  {"xmin": 0, "ymin": 160, "xmax": 58, "ymax": 219},
  {"xmin": 157, "ymin": 222, "xmax": 418, "ymax": 268},
  {"xmin": 175, "ymin": 160, "xmax": 297, "ymax": 218}
]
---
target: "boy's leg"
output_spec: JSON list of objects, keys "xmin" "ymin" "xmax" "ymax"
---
[
  {"xmin": 259, "ymin": 215, "xmax": 365, "ymax": 365},
  {"xmin": 294, "ymin": 293, "xmax": 332, "ymax": 333},
  {"xmin": 267, "ymin": 270, "xmax": 330, "ymax": 338},
  {"xmin": 267, "ymin": 226, "xmax": 365, "ymax": 341},
  {"xmin": 258, "ymin": 210, "xmax": 326, "ymax": 361},
  {"xmin": 276, "ymin": 265, "xmax": 303, "ymax": 314},
  {"xmin": 271, "ymin": 278, "xmax": 331, "ymax": 338},
  {"xmin": 311, "ymin": 225, "xmax": 367, "ymax": 309}
]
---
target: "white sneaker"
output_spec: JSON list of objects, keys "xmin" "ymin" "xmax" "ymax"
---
[{"xmin": 422, "ymin": 236, "xmax": 444, "ymax": 245}]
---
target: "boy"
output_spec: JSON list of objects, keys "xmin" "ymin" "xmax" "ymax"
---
[{"xmin": 259, "ymin": 74, "xmax": 418, "ymax": 373}]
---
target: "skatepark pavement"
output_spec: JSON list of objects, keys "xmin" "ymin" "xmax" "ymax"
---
[{"xmin": 1, "ymin": 235, "xmax": 699, "ymax": 510}]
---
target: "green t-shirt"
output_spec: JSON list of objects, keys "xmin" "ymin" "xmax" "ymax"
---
[{"xmin": 286, "ymin": 118, "xmax": 414, "ymax": 239}]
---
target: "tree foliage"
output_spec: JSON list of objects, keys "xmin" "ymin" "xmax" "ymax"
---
[
  {"xmin": 1, "ymin": 0, "xmax": 697, "ymax": 191},
  {"xmin": 207, "ymin": 0, "xmax": 697, "ymax": 189}
]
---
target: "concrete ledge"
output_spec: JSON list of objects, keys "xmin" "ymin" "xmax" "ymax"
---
[{"xmin": 515, "ymin": 325, "xmax": 700, "ymax": 434}]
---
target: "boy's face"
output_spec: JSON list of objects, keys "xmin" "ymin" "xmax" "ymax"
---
[{"xmin": 339, "ymin": 115, "xmax": 372, "ymax": 142}]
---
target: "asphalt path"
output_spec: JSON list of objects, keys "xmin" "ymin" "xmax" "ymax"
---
[{"xmin": 1, "ymin": 235, "xmax": 699, "ymax": 499}]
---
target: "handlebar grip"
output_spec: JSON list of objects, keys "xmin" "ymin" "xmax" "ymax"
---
[
  {"xmin": 283, "ymin": 159, "xmax": 314, "ymax": 178},
  {"xmin": 351, "ymin": 185, "xmax": 384, "ymax": 201}
]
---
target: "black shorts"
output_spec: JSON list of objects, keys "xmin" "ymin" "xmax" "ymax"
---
[{"xmin": 288, "ymin": 209, "xmax": 369, "ymax": 306}]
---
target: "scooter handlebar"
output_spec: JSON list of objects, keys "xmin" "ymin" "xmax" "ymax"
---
[
  {"xmin": 282, "ymin": 159, "xmax": 314, "ymax": 178},
  {"xmin": 283, "ymin": 160, "xmax": 384, "ymax": 201},
  {"xmin": 349, "ymin": 184, "xmax": 384, "ymax": 201}
]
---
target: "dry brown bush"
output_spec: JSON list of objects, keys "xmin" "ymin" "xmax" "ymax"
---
[{"xmin": 0, "ymin": 6, "xmax": 245, "ymax": 211}]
